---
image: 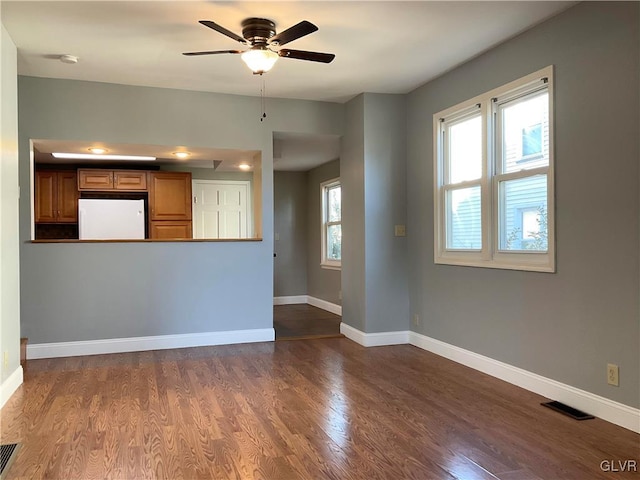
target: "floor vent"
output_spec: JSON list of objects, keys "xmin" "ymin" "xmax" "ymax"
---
[
  {"xmin": 0, "ymin": 443, "xmax": 20, "ymax": 478},
  {"xmin": 541, "ymin": 401, "xmax": 595, "ymax": 420}
]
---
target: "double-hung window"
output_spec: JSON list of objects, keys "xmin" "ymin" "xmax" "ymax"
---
[
  {"xmin": 321, "ymin": 178, "xmax": 341, "ymax": 269},
  {"xmin": 434, "ymin": 66, "xmax": 554, "ymax": 272}
]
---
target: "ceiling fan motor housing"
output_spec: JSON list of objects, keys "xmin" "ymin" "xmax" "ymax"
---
[{"xmin": 241, "ymin": 18, "xmax": 276, "ymax": 46}]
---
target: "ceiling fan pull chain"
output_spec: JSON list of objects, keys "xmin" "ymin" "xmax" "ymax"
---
[{"xmin": 260, "ymin": 75, "xmax": 267, "ymax": 122}]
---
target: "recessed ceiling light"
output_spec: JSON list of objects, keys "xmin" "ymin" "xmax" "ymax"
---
[
  {"xmin": 52, "ymin": 152, "xmax": 156, "ymax": 161},
  {"xmin": 173, "ymin": 152, "xmax": 191, "ymax": 159},
  {"xmin": 238, "ymin": 163, "xmax": 251, "ymax": 170},
  {"xmin": 88, "ymin": 147, "xmax": 107, "ymax": 154}
]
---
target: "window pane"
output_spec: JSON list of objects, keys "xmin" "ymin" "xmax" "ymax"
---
[
  {"xmin": 446, "ymin": 186, "xmax": 481, "ymax": 250},
  {"xmin": 448, "ymin": 115, "xmax": 482, "ymax": 184},
  {"xmin": 328, "ymin": 185, "xmax": 341, "ymax": 222},
  {"xmin": 501, "ymin": 91, "xmax": 549, "ymax": 173},
  {"xmin": 327, "ymin": 224, "xmax": 341, "ymax": 260},
  {"xmin": 499, "ymin": 175, "xmax": 548, "ymax": 251}
]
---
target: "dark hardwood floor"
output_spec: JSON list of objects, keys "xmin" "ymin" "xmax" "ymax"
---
[
  {"xmin": 1, "ymin": 339, "xmax": 638, "ymax": 479},
  {"xmin": 273, "ymin": 304, "xmax": 343, "ymax": 340}
]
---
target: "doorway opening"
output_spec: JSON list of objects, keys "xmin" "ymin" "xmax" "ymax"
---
[{"xmin": 272, "ymin": 132, "xmax": 342, "ymax": 340}]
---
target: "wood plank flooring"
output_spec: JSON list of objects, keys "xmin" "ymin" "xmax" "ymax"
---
[
  {"xmin": 273, "ymin": 305, "xmax": 343, "ymax": 340},
  {"xmin": 1, "ymin": 339, "xmax": 638, "ymax": 479}
]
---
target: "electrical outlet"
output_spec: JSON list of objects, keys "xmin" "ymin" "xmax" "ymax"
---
[
  {"xmin": 3, "ymin": 351, "xmax": 8, "ymax": 368},
  {"xmin": 412, "ymin": 314, "xmax": 420, "ymax": 327},
  {"xmin": 394, "ymin": 225, "xmax": 406, "ymax": 237},
  {"xmin": 607, "ymin": 364, "xmax": 619, "ymax": 386}
]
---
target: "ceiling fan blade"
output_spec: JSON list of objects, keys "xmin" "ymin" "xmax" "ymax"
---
[
  {"xmin": 183, "ymin": 50, "xmax": 243, "ymax": 56},
  {"xmin": 279, "ymin": 49, "xmax": 335, "ymax": 63},
  {"xmin": 199, "ymin": 20, "xmax": 246, "ymax": 44},
  {"xmin": 270, "ymin": 21, "xmax": 318, "ymax": 46}
]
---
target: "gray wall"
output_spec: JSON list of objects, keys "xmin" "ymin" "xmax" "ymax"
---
[
  {"xmin": 341, "ymin": 94, "xmax": 409, "ymax": 332},
  {"xmin": 18, "ymin": 76, "xmax": 343, "ymax": 343},
  {"xmin": 406, "ymin": 1, "xmax": 639, "ymax": 408},
  {"xmin": 307, "ymin": 159, "xmax": 341, "ymax": 305},
  {"xmin": 341, "ymin": 95, "xmax": 366, "ymax": 331},
  {"xmin": 274, "ymin": 171, "xmax": 308, "ymax": 297},
  {"xmin": 363, "ymin": 94, "xmax": 409, "ymax": 332},
  {"xmin": 1, "ymin": 24, "xmax": 21, "ymax": 388},
  {"xmin": 273, "ymin": 159, "xmax": 341, "ymax": 305}
]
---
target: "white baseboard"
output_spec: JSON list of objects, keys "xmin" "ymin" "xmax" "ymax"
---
[
  {"xmin": 307, "ymin": 296, "xmax": 342, "ymax": 316},
  {"xmin": 27, "ymin": 328, "xmax": 275, "ymax": 360},
  {"xmin": 273, "ymin": 295, "xmax": 307, "ymax": 305},
  {"xmin": 340, "ymin": 323, "xmax": 408, "ymax": 347},
  {"xmin": 408, "ymin": 332, "xmax": 640, "ymax": 434},
  {"xmin": 0, "ymin": 365, "xmax": 24, "ymax": 409},
  {"xmin": 337, "ymin": 323, "xmax": 639, "ymax": 433},
  {"xmin": 274, "ymin": 295, "xmax": 342, "ymax": 316}
]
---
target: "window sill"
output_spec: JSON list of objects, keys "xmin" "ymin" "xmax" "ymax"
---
[
  {"xmin": 435, "ymin": 256, "xmax": 554, "ymax": 273},
  {"xmin": 321, "ymin": 263, "xmax": 341, "ymax": 271}
]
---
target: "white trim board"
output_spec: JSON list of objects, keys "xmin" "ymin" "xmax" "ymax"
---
[
  {"xmin": 0, "ymin": 366, "xmax": 24, "ymax": 409},
  {"xmin": 340, "ymin": 323, "xmax": 408, "ymax": 347},
  {"xmin": 338, "ymin": 323, "xmax": 639, "ymax": 433},
  {"xmin": 274, "ymin": 295, "xmax": 342, "ymax": 316},
  {"xmin": 273, "ymin": 296, "xmax": 307, "ymax": 305},
  {"xmin": 27, "ymin": 328, "xmax": 275, "ymax": 360}
]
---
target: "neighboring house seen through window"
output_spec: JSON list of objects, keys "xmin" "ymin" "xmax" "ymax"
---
[
  {"xmin": 321, "ymin": 178, "xmax": 341, "ymax": 269},
  {"xmin": 434, "ymin": 66, "xmax": 554, "ymax": 272}
]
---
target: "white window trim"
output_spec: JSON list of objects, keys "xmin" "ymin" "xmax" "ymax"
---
[
  {"xmin": 321, "ymin": 177, "xmax": 341, "ymax": 270},
  {"xmin": 433, "ymin": 65, "xmax": 555, "ymax": 272}
]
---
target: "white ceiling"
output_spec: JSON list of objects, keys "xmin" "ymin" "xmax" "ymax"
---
[
  {"xmin": 4, "ymin": 1, "xmax": 575, "ymax": 172},
  {"xmin": 2, "ymin": 1, "xmax": 575, "ymax": 104}
]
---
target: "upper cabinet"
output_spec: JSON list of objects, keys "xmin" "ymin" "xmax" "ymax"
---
[
  {"xmin": 78, "ymin": 169, "xmax": 148, "ymax": 191},
  {"xmin": 149, "ymin": 172, "xmax": 192, "ymax": 221},
  {"xmin": 114, "ymin": 170, "xmax": 147, "ymax": 191},
  {"xmin": 77, "ymin": 169, "xmax": 112, "ymax": 190},
  {"xmin": 35, "ymin": 171, "xmax": 78, "ymax": 223}
]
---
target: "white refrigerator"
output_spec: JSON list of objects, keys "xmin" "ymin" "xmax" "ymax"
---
[{"xmin": 78, "ymin": 199, "xmax": 146, "ymax": 240}]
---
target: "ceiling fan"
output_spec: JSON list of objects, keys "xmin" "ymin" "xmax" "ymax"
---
[{"xmin": 183, "ymin": 18, "xmax": 335, "ymax": 74}]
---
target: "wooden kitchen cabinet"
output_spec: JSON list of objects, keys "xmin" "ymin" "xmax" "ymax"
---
[
  {"xmin": 149, "ymin": 172, "xmax": 192, "ymax": 239},
  {"xmin": 114, "ymin": 170, "xmax": 147, "ymax": 191},
  {"xmin": 150, "ymin": 221, "xmax": 193, "ymax": 240},
  {"xmin": 149, "ymin": 172, "xmax": 192, "ymax": 221},
  {"xmin": 78, "ymin": 169, "xmax": 148, "ymax": 191},
  {"xmin": 78, "ymin": 169, "xmax": 113, "ymax": 190},
  {"xmin": 35, "ymin": 171, "xmax": 78, "ymax": 223}
]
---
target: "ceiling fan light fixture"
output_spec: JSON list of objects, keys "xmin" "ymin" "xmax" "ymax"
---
[{"xmin": 241, "ymin": 48, "xmax": 278, "ymax": 74}]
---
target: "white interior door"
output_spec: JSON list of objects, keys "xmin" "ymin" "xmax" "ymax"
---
[{"xmin": 193, "ymin": 180, "xmax": 251, "ymax": 239}]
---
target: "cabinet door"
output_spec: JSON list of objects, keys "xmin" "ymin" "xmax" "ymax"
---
[
  {"xmin": 149, "ymin": 172, "xmax": 192, "ymax": 221},
  {"xmin": 150, "ymin": 221, "xmax": 193, "ymax": 240},
  {"xmin": 35, "ymin": 171, "xmax": 57, "ymax": 223},
  {"xmin": 57, "ymin": 172, "xmax": 78, "ymax": 222},
  {"xmin": 78, "ymin": 169, "xmax": 113, "ymax": 190},
  {"xmin": 114, "ymin": 170, "xmax": 147, "ymax": 191}
]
